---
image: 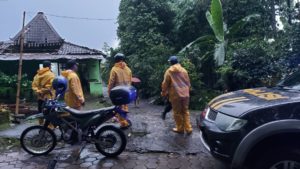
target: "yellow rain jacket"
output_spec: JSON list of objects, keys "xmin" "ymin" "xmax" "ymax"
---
[
  {"xmin": 32, "ymin": 67, "xmax": 55, "ymax": 100},
  {"xmin": 108, "ymin": 62, "xmax": 132, "ymax": 94},
  {"xmin": 61, "ymin": 70, "xmax": 85, "ymax": 109},
  {"xmin": 161, "ymin": 64, "xmax": 192, "ymax": 133},
  {"xmin": 161, "ymin": 64, "xmax": 191, "ymax": 101},
  {"xmin": 108, "ymin": 61, "xmax": 132, "ymax": 127}
]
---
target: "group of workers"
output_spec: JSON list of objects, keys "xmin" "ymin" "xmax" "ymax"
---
[
  {"xmin": 32, "ymin": 53, "xmax": 193, "ymax": 134},
  {"xmin": 32, "ymin": 60, "xmax": 85, "ymax": 112}
]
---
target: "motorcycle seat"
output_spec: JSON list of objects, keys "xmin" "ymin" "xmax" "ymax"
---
[{"xmin": 62, "ymin": 106, "xmax": 115, "ymax": 118}]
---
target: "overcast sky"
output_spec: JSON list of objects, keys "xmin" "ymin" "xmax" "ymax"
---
[{"xmin": 0, "ymin": 0, "xmax": 121, "ymax": 50}]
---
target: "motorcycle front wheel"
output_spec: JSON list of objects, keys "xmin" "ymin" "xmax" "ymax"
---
[
  {"xmin": 95, "ymin": 125, "xmax": 127, "ymax": 157},
  {"xmin": 20, "ymin": 125, "xmax": 57, "ymax": 156}
]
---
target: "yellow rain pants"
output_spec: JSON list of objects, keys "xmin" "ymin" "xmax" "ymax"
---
[{"xmin": 161, "ymin": 64, "xmax": 193, "ymax": 133}]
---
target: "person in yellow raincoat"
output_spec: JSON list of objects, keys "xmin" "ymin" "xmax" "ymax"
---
[
  {"xmin": 61, "ymin": 60, "xmax": 85, "ymax": 110},
  {"xmin": 161, "ymin": 56, "xmax": 193, "ymax": 134},
  {"xmin": 108, "ymin": 53, "xmax": 132, "ymax": 129},
  {"xmin": 32, "ymin": 61, "xmax": 55, "ymax": 113}
]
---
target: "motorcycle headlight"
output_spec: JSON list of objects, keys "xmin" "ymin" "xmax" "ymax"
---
[{"xmin": 215, "ymin": 113, "xmax": 247, "ymax": 131}]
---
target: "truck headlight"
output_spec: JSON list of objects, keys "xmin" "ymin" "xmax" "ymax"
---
[{"xmin": 215, "ymin": 113, "xmax": 247, "ymax": 131}]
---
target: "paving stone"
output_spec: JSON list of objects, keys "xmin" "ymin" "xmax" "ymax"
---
[
  {"xmin": 118, "ymin": 154, "xmax": 129, "ymax": 160},
  {"xmin": 34, "ymin": 164, "xmax": 46, "ymax": 169},
  {"xmin": 4, "ymin": 157, "xmax": 15, "ymax": 162},
  {"xmin": 124, "ymin": 160, "xmax": 137, "ymax": 169},
  {"xmin": 88, "ymin": 165, "xmax": 101, "ymax": 169},
  {"xmin": 56, "ymin": 162, "xmax": 70, "ymax": 168},
  {"xmin": 85, "ymin": 157, "xmax": 97, "ymax": 162},
  {"xmin": 66, "ymin": 165, "xmax": 79, "ymax": 169},
  {"xmin": 167, "ymin": 159, "xmax": 182, "ymax": 169},
  {"xmin": 157, "ymin": 160, "xmax": 168, "ymax": 166},
  {"xmin": 21, "ymin": 166, "xmax": 37, "ymax": 169},
  {"xmin": 190, "ymin": 163, "xmax": 202, "ymax": 169},
  {"xmin": 147, "ymin": 158, "xmax": 158, "ymax": 163},
  {"xmin": 15, "ymin": 163, "xmax": 23, "ymax": 168},
  {"xmin": 80, "ymin": 162, "xmax": 92, "ymax": 168},
  {"xmin": 92, "ymin": 159, "xmax": 100, "ymax": 165},
  {"xmin": 189, "ymin": 158, "xmax": 200, "ymax": 165},
  {"xmin": 167, "ymin": 154, "xmax": 179, "ymax": 159},
  {"xmin": 111, "ymin": 165, "xmax": 125, "ymax": 169},
  {"xmin": 5, "ymin": 165, "xmax": 17, "ymax": 169},
  {"xmin": 133, "ymin": 165, "xmax": 147, "ymax": 169},
  {"xmin": 72, "ymin": 159, "xmax": 85, "ymax": 165},
  {"xmin": 137, "ymin": 156, "xmax": 148, "ymax": 160},
  {"xmin": 135, "ymin": 160, "xmax": 147, "ymax": 165},
  {"xmin": 7, "ymin": 152, "xmax": 19, "ymax": 157},
  {"xmin": 87, "ymin": 153, "xmax": 100, "ymax": 158},
  {"xmin": 102, "ymin": 162, "xmax": 114, "ymax": 168},
  {"xmin": 145, "ymin": 161, "xmax": 158, "ymax": 169},
  {"xmin": 156, "ymin": 165, "xmax": 169, "ymax": 169},
  {"xmin": 0, "ymin": 163, "xmax": 9, "ymax": 167}
]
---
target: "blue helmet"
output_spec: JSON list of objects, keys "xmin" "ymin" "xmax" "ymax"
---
[
  {"xmin": 168, "ymin": 56, "xmax": 179, "ymax": 65},
  {"xmin": 114, "ymin": 53, "xmax": 125, "ymax": 62},
  {"xmin": 52, "ymin": 76, "xmax": 68, "ymax": 96}
]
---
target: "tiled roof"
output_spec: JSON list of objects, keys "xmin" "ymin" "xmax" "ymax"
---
[
  {"xmin": 0, "ymin": 41, "xmax": 13, "ymax": 53},
  {"xmin": 0, "ymin": 53, "xmax": 104, "ymax": 61},
  {"xmin": 0, "ymin": 41, "xmax": 104, "ymax": 55},
  {"xmin": 0, "ymin": 12, "xmax": 106, "ymax": 60},
  {"xmin": 0, "ymin": 41, "xmax": 105, "ymax": 60},
  {"xmin": 12, "ymin": 12, "xmax": 63, "ymax": 44},
  {"xmin": 57, "ymin": 42, "xmax": 103, "ymax": 55}
]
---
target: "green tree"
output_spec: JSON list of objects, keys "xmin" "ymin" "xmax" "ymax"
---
[
  {"xmin": 171, "ymin": 0, "xmax": 211, "ymax": 50},
  {"xmin": 117, "ymin": 0, "xmax": 175, "ymax": 97},
  {"xmin": 180, "ymin": 0, "xmax": 260, "ymax": 65}
]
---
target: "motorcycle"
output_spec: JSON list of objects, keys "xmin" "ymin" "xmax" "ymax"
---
[{"xmin": 20, "ymin": 82, "xmax": 136, "ymax": 158}]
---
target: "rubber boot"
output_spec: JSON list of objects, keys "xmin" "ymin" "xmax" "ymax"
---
[
  {"xmin": 183, "ymin": 111, "xmax": 193, "ymax": 134},
  {"xmin": 172, "ymin": 113, "xmax": 184, "ymax": 133}
]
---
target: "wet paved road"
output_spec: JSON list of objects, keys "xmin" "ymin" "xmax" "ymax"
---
[
  {"xmin": 0, "ymin": 148, "xmax": 226, "ymax": 169},
  {"xmin": 0, "ymin": 100, "xmax": 227, "ymax": 169},
  {"xmin": 126, "ymin": 101, "xmax": 205, "ymax": 154}
]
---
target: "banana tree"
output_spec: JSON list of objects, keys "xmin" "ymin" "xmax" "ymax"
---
[
  {"xmin": 180, "ymin": 0, "xmax": 260, "ymax": 65},
  {"xmin": 206, "ymin": 0, "xmax": 225, "ymax": 65}
]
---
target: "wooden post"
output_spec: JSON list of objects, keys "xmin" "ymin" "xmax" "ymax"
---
[{"xmin": 15, "ymin": 11, "xmax": 26, "ymax": 117}]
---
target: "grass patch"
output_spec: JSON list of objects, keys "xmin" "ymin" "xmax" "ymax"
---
[
  {"xmin": 0, "ymin": 123, "xmax": 10, "ymax": 131},
  {"xmin": 0, "ymin": 137, "xmax": 20, "ymax": 152}
]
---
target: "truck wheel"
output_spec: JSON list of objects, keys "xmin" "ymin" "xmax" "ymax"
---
[{"xmin": 254, "ymin": 147, "xmax": 300, "ymax": 169}]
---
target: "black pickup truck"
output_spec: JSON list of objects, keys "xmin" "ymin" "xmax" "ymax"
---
[{"xmin": 198, "ymin": 70, "xmax": 300, "ymax": 169}]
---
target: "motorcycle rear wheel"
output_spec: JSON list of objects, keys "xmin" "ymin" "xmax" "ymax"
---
[
  {"xmin": 20, "ymin": 125, "xmax": 57, "ymax": 156},
  {"xmin": 95, "ymin": 125, "xmax": 127, "ymax": 157}
]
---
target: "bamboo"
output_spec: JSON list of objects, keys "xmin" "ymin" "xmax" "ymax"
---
[{"xmin": 15, "ymin": 11, "xmax": 26, "ymax": 116}]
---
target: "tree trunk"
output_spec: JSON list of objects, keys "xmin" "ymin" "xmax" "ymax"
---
[
  {"xmin": 287, "ymin": 0, "xmax": 292, "ymax": 24},
  {"xmin": 271, "ymin": 0, "xmax": 277, "ymax": 36}
]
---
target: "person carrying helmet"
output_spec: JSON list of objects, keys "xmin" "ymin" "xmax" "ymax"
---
[
  {"xmin": 61, "ymin": 60, "xmax": 85, "ymax": 110},
  {"xmin": 108, "ymin": 53, "xmax": 132, "ymax": 129},
  {"xmin": 52, "ymin": 76, "xmax": 68, "ymax": 98},
  {"xmin": 32, "ymin": 61, "xmax": 55, "ymax": 113},
  {"xmin": 161, "ymin": 56, "xmax": 193, "ymax": 134}
]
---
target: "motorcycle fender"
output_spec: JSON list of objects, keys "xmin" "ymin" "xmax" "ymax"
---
[{"xmin": 25, "ymin": 113, "xmax": 44, "ymax": 121}]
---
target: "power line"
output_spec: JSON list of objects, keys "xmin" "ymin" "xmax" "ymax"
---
[
  {"xmin": 46, "ymin": 13, "xmax": 116, "ymax": 21},
  {"xmin": 27, "ymin": 11, "xmax": 116, "ymax": 21}
]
